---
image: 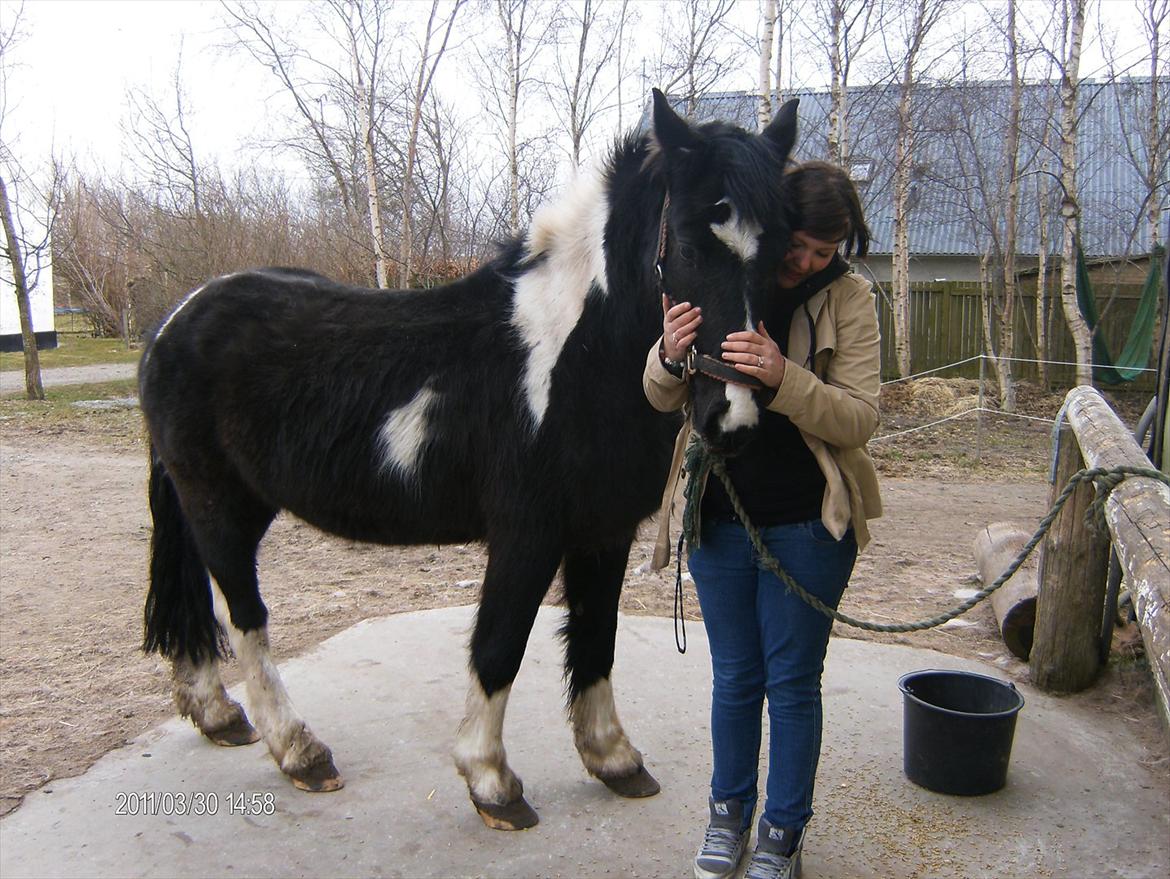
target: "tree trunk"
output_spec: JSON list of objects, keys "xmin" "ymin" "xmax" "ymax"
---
[
  {"xmin": 1058, "ymin": 0, "xmax": 1092, "ymax": 385},
  {"xmin": 999, "ymin": 0, "xmax": 1020, "ymax": 413},
  {"xmin": 1036, "ymin": 162, "xmax": 1050, "ymax": 387},
  {"xmin": 349, "ymin": 28, "xmax": 388, "ymax": 288},
  {"xmin": 758, "ymin": 0, "xmax": 776, "ymax": 130},
  {"xmin": 0, "ymin": 174, "xmax": 45, "ymax": 401},
  {"xmin": 827, "ymin": 0, "xmax": 845, "ymax": 166},
  {"xmin": 1145, "ymin": 0, "xmax": 1164, "ymax": 250},
  {"xmin": 890, "ymin": 7, "xmax": 920, "ymax": 380}
]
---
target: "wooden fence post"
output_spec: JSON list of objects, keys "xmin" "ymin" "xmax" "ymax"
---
[{"xmin": 1031, "ymin": 423, "xmax": 1112, "ymax": 691}]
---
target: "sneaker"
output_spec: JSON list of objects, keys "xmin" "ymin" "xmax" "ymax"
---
[
  {"xmin": 693, "ymin": 797, "xmax": 750, "ymax": 879},
  {"xmin": 743, "ymin": 817, "xmax": 805, "ymax": 879}
]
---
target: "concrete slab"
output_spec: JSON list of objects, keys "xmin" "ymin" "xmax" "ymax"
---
[{"xmin": 1, "ymin": 605, "xmax": 1166, "ymax": 879}]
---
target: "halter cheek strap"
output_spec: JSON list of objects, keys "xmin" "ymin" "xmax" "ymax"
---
[{"xmin": 655, "ymin": 192, "xmax": 767, "ymax": 393}]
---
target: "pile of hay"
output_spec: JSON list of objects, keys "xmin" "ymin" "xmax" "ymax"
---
[{"xmin": 881, "ymin": 377, "xmax": 994, "ymax": 418}]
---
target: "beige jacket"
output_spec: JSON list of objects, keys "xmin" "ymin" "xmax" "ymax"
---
[{"xmin": 643, "ymin": 270, "xmax": 883, "ymax": 568}]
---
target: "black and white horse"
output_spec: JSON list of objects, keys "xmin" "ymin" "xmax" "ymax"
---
[{"xmin": 139, "ymin": 91, "xmax": 797, "ymax": 830}]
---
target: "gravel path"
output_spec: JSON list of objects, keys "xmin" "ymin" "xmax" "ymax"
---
[{"xmin": 0, "ymin": 363, "xmax": 137, "ymax": 394}]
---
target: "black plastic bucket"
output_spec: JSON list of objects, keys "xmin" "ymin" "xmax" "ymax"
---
[{"xmin": 898, "ymin": 669, "xmax": 1024, "ymax": 796}]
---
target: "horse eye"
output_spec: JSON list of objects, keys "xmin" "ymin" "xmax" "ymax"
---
[
  {"xmin": 678, "ymin": 243, "xmax": 697, "ymax": 263},
  {"xmin": 710, "ymin": 202, "xmax": 732, "ymax": 225}
]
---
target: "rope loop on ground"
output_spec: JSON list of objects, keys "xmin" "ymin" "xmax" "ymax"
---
[{"xmin": 680, "ymin": 440, "xmax": 1168, "ymax": 634}]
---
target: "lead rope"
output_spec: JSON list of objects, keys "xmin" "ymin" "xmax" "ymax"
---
[{"xmin": 671, "ymin": 437, "xmax": 1169, "ymax": 646}]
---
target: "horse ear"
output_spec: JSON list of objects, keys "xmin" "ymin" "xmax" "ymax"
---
[
  {"xmin": 651, "ymin": 88, "xmax": 699, "ymax": 154},
  {"xmin": 762, "ymin": 98, "xmax": 799, "ymax": 157}
]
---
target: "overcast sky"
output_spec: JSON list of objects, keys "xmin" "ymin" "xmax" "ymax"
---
[{"xmin": 3, "ymin": 0, "xmax": 1161, "ymax": 189}]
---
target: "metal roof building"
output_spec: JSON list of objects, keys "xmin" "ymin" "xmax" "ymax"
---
[{"xmin": 659, "ymin": 79, "xmax": 1164, "ymax": 281}]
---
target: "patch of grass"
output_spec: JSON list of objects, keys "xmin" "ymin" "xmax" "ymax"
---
[
  {"xmin": 0, "ymin": 379, "xmax": 143, "ymax": 441},
  {"xmin": 0, "ymin": 336, "xmax": 140, "ymax": 372}
]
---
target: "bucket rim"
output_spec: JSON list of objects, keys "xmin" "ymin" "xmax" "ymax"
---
[{"xmin": 898, "ymin": 668, "xmax": 1025, "ymax": 718}]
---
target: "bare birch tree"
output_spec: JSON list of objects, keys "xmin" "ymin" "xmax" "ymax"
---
[
  {"xmin": 547, "ymin": 0, "xmax": 623, "ymax": 168},
  {"xmin": 996, "ymin": 0, "xmax": 1023, "ymax": 411},
  {"xmin": 1055, "ymin": 0, "xmax": 1093, "ymax": 384},
  {"xmin": 397, "ymin": 0, "xmax": 463, "ymax": 286},
  {"xmin": 654, "ymin": 0, "xmax": 739, "ymax": 116},
  {"xmin": 759, "ymin": 0, "xmax": 777, "ymax": 128},
  {"xmin": 815, "ymin": 0, "xmax": 883, "ymax": 166},
  {"xmin": 888, "ymin": 0, "xmax": 946, "ymax": 378},
  {"xmin": 1, "ymin": 3, "xmax": 46, "ymax": 399},
  {"xmin": 480, "ymin": 0, "xmax": 558, "ymax": 234}
]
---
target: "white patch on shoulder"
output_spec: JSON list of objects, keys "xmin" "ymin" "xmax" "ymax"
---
[
  {"xmin": 511, "ymin": 168, "xmax": 609, "ymax": 428},
  {"xmin": 378, "ymin": 386, "xmax": 438, "ymax": 478},
  {"xmin": 711, "ymin": 197, "xmax": 762, "ymax": 261}
]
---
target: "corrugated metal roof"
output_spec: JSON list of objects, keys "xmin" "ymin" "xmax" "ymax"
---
[{"xmin": 647, "ymin": 80, "xmax": 1165, "ymax": 259}]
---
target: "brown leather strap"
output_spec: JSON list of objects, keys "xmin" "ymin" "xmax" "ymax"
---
[{"xmin": 689, "ymin": 351, "xmax": 767, "ymax": 391}]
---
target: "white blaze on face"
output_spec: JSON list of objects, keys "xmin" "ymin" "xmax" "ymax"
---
[
  {"xmin": 710, "ymin": 197, "xmax": 762, "ymax": 262},
  {"xmin": 510, "ymin": 169, "xmax": 609, "ymax": 428},
  {"xmin": 378, "ymin": 386, "xmax": 438, "ymax": 478}
]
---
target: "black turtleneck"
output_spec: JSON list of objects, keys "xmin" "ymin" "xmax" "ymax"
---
[{"xmin": 701, "ymin": 256, "xmax": 849, "ymax": 528}]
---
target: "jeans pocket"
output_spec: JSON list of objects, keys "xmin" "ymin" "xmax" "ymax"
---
[{"xmin": 807, "ymin": 518, "xmax": 851, "ymax": 545}]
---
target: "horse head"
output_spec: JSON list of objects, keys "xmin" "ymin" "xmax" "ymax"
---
[{"xmin": 648, "ymin": 89, "xmax": 798, "ymax": 456}]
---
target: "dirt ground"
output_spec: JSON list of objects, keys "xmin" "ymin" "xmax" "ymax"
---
[{"xmin": 0, "ymin": 378, "xmax": 1165, "ymax": 818}]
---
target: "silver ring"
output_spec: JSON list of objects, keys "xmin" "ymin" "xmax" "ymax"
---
[
  {"xmin": 672, "ymin": 332, "xmax": 678, "ymax": 344},
  {"xmin": 757, "ymin": 355, "xmax": 764, "ymax": 368}
]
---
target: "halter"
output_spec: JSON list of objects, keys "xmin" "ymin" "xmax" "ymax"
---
[{"xmin": 654, "ymin": 193, "xmax": 767, "ymax": 392}]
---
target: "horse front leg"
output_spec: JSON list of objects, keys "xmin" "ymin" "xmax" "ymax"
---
[
  {"xmin": 453, "ymin": 535, "xmax": 561, "ymax": 830},
  {"xmin": 563, "ymin": 542, "xmax": 661, "ymax": 798}
]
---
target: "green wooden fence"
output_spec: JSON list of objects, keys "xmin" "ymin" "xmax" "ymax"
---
[{"xmin": 874, "ymin": 279, "xmax": 1159, "ymax": 391}]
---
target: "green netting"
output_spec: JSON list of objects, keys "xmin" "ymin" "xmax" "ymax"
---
[{"xmin": 1076, "ymin": 243, "xmax": 1164, "ymax": 385}]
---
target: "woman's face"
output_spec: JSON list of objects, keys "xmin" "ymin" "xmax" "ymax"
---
[{"xmin": 777, "ymin": 230, "xmax": 841, "ymax": 289}]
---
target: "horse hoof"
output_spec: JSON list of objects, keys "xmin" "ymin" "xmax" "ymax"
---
[
  {"xmin": 203, "ymin": 719, "xmax": 261, "ymax": 747},
  {"xmin": 472, "ymin": 796, "xmax": 539, "ymax": 831},
  {"xmin": 289, "ymin": 757, "xmax": 345, "ymax": 792},
  {"xmin": 600, "ymin": 766, "xmax": 661, "ymax": 798}
]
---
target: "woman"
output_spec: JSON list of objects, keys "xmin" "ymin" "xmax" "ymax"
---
[{"xmin": 642, "ymin": 161, "xmax": 882, "ymax": 879}]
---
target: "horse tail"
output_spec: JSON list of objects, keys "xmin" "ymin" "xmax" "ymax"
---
[{"xmin": 143, "ymin": 447, "xmax": 224, "ymax": 662}]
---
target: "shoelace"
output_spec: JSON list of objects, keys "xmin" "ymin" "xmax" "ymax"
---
[
  {"xmin": 744, "ymin": 849, "xmax": 793, "ymax": 879},
  {"xmin": 699, "ymin": 826, "xmax": 742, "ymax": 860}
]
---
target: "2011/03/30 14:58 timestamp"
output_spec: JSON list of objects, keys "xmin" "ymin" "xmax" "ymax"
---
[{"xmin": 114, "ymin": 790, "xmax": 276, "ymax": 817}]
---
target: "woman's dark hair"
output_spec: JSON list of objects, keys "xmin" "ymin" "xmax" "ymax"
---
[{"xmin": 784, "ymin": 160, "xmax": 871, "ymax": 258}]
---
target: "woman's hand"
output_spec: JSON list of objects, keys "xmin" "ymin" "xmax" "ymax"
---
[
  {"xmin": 662, "ymin": 294, "xmax": 702, "ymax": 361},
  {"xmin": 721, "ymin": 321, "xmax": 786, "ymax": 388}
]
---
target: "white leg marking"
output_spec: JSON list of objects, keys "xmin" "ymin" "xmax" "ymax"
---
[
  {"xmin": 511, "ymin": 168, "xmax": 610, "ymax": 428},
  {"xmin": 571, "ymin": 677, "xmax": 643, "ymax": 779},
  {"xmin": 209, "ymin": 581, "xmax": 327, "ymax": 775},
  {"xmin": 710, "ymin": 197, "xmax": 762, "ymax": 261},
  {"xmin": 377, "ymin": 385, "xmax": 438, "ymax": 478},
  {"xmin": 172, "ymin": 655, "xmax": 249, "ymax": 734},
  {"xmin": 453, "ymin": 679, "xmax": 522, "ymax": 805}
]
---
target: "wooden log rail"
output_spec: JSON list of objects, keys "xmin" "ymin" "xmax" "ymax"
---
[{"xmin": 1031, "ymin": 386, "xmax": 1170, "ymax": 733}]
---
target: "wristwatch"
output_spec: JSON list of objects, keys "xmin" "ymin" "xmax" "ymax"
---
[{"xmin": 659, "ymin": 341, "xmax": 686, "ymax": 379}]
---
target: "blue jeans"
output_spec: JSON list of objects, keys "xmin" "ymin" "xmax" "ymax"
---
[{"xmin": 688, "ymin": 518, "xmax": 857, "ymax": 831}]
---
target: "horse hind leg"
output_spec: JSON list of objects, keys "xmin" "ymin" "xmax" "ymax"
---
[
  {"xmin": 562, "ymin": 543, "xmax": 660, "ymax": 799},
  {"xmin": 172, "ymin": 655, "xmax": 259, "ymax": 747},
  {"xmin": 453, "ymin": 535, "xmax": 562, "ymax": 830},
  {"xmin": 176, "ymin": 472, "xmax": 343, "ymax": 793},
  {"xmin": 206, "ymin": 579, "xmax": 344, "ymax": 792}
]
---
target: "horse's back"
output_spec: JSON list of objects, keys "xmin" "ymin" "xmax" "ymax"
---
[{"xmin": 138, "ymin": 268, "xmax": 517, "ymax": 545}]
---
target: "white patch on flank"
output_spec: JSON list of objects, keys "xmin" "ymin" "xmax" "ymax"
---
[
  {"xmin": 378, "ymin": 386, "xmax": 438, "ymax": 478},
  {"xmin": 209, "ymin": 580, "xmax": 306, "ymax": 766},
  {"xmin": 453, "ymin": 680, "xmax": 519, "ymax": 804},
  {"xmin": 511, "ymin": 168, "xmax": 610, "ymax": 428},
  {"xmin": 710, "ymin": 197, "xmax": 762, "ymax": 261},
  {"xmin": 571, "ymin": 677, "xmax": 642, "ymax": 778}
]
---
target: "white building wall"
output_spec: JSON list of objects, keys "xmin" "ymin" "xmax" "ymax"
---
[{"xmin": 0, "ymin": 202, "xmax": 55, "ymax": 340}]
